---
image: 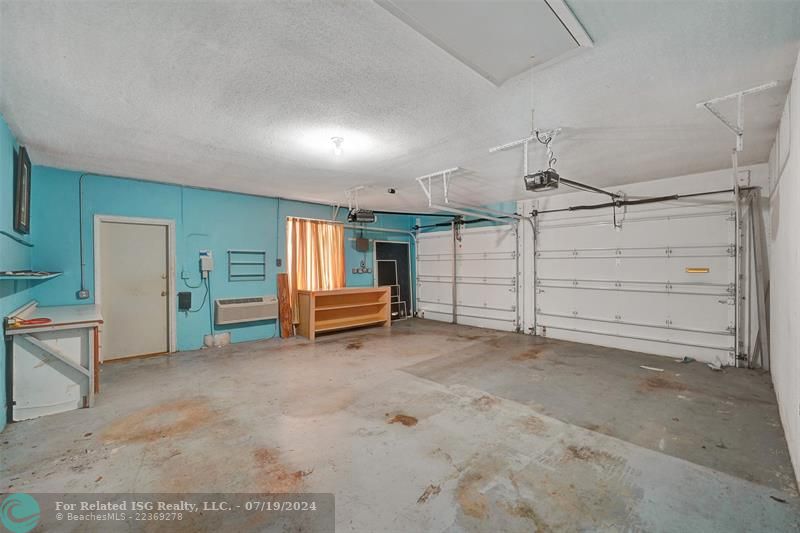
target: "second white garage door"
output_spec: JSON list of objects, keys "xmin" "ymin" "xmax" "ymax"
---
[{"xmin": 417, "ymin": 225, "xmax": 519, "ymax": 331}]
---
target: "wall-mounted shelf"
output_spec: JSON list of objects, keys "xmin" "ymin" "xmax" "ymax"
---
[
  {"xmin": 0, "ymin": 271, "xmax": 62, "ymax": 281},
  {"xmin": 227, "ymin": 250, "xmax": 267, "ymax": 281}
]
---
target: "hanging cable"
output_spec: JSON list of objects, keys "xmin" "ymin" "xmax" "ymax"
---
[
  {"xmin": 188, "ymin": 276, "xmax": 210, "ymax": 312},
  {"xmin": 535, "ymin": 130, "xmax": 557, "ymax": 170},
  {"xmin": 207, "ymin": 273, "xmax": 214, "ymax": 335}
]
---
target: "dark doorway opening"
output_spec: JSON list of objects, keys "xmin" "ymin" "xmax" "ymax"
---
[{"xmin": 375, "ymin": 241, "xmax": 412, "ymax": 319}]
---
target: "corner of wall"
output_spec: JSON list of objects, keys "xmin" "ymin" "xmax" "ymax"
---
[
  {"xmin": 0, "ymin": 114, "xmax": 35, "ymax": 430},
  {"xmin": 766, "ymin": 46, "xmax": 800, "ymax": 488}
]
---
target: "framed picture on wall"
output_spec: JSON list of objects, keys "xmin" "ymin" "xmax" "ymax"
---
[{"xmin": 13, "ymin": 145, "xmax": 31, "ymax": 234}]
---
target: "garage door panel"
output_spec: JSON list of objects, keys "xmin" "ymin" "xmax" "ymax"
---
[
  {"xmin": 417, "ymin": 231, "xmax": 453, "ymax": 320},
  {"xmin": 457, "ymin": 226, "xmax": 516, "ymax": 252},
  {"xmin": 537, "ymin": 286, "xmax": 623, "ymax": 317},
  {"xmin": 459, "ymin": 284, "xmax": 516, "ymax": 310},
  {"xmin": 534, "ymin": 195, "xmax": 736, "ymax": 364},
  {"xmin": 417, "ymin": 281, "xmax": 452, "ymax": 302},
  {"xmin": 456, "ymin": 227, "xmax": 517, "ymax": 329},
  {"xmin": 664, "ymin": 293, "xmax": 733, "ymax": 332},
  {"xmin": 418, "ymin": 259, "xmax": 453, "ymax": 278},
  {"xmin": 418, "ymin": 225, "xmax": 518, "ymax": 330},
  {"xmin": 538, "ymin": 255, "xmax": 732, "ymax": 285},
  {"xmin": 540, "ymin": 287, "xmax": 732, "ymax": 332},
  {"xmin": 457, "ymin": 313, "xmax": 517, "ymax": 331},
  {"xmin": 544, "ymin": 207, "xmax": 732, "ymax": 245}
]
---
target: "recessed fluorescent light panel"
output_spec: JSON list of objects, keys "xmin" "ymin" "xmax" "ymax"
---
[{"xmin": 376, "ymin": 0, "xmax": 592, "ymax": 86}]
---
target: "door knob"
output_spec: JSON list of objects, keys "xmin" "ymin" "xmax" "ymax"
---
[{"xmin": 161, "ymin": 291, "xmax": 167, "ymax": 297}]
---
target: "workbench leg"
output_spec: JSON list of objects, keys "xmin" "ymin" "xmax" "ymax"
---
[{"xmin": 93, "ymin": 326, "xmax": 100, "ymax": 394}]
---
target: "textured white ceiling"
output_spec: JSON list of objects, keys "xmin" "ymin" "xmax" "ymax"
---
[{"xmin": 1, "ymin": 1, "xmax": 799, "ymax": 212}]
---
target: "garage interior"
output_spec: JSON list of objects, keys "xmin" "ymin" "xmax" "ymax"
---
[{"xmin": 1, "ymin": 1, "xmax": 799, "ymax": 531}]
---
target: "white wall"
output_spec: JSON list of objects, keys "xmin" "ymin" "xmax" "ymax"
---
[{"xmin": 767, "ymin": 50, "xmax": 800, "ymax": 486}]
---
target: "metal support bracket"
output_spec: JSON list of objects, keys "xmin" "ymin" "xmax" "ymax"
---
[
  {"xmin": 345, "ymin": 185, "xmax": 366, "ymax": 211},
  {"xmin": 698, "ymin": 82, "xmax": 776, "ymax": 367},
  {"xmin": 489, "ymin": 128, "xmax": 562, "ymax": 177},
  {"xmin": 18, "ymin": 334, "xmax": 94, "ymax": 408},
  {"xmin": 697, "ymin": 81, "xmax": 777, "ymax": 153},
  {"xmin": 415, "ymin": 167, "xmax": 523, "ymax": 226}
]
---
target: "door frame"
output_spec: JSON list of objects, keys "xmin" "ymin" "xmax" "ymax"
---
[
  {"xmin": 93, "ymin": 215, "xmax": 177, "ymax": 354},
  {"xmin": 372, "ymin": 240, "xmax": 414, "ymax": 316}
]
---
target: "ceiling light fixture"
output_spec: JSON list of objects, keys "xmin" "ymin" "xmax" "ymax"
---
[{"xmin": 331, "ymin": 136, "xmax": 344, "ymax": 157}]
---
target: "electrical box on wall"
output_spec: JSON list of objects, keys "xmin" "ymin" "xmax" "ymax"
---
[
  {"xmin": 199, "ymin": 250, "xmax": 213, "ymax": 278},
  {"xmin": 178, "ymin": 291, "xmax": 192, "ymax": 311},
  {"xmin": 355, "ymin": 237, "xmax": 370, "ymax": 252}
]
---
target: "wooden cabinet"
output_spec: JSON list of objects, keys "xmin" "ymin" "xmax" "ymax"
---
[{"xmin": 296, "ymin": 287, "xmax": 391, "ymax": 339}]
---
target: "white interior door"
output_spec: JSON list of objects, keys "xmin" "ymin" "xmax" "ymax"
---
[{"xmin": 99, "ymin": 220, "xmax": 169, "ymax": 359}]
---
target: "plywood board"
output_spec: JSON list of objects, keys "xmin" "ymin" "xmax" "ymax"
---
[{"xmin": 277, "ymin": 273, "xmax": 294, "ymax": 338}]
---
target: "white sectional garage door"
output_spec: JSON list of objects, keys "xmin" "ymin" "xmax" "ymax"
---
[
  {"xmin": 533, "ymin": 194, "xmax": 737, "ymax": 364},
  {"xmin": 417, "ymin": 225, "xmax": 519, "ymax": 331}
]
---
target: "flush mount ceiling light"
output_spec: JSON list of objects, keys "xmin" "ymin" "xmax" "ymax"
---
[
  {"xmin": 288, "ymin": 127, "xmax": 380, "ymax": 160},
  {"xmin": 331, "ymin": 136, "xmax": 344, "ymax": 157}
]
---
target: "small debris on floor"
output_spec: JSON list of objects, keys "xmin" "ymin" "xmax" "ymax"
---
[
  {"xmin": 83, "ymin": 432, "xmax": 93, "ymax": 437},
  {"xmin": 417, "ymin": 484, "xmax": 441, "ymax": 504},
  {"xmin": 387, "ymin": 414, "xmax": 418, "ymax": 427},
  {"xmin": 672, "ymin": 417, "xmax": 680, "ymax": 422},
  {"xmin": 640, "ymin": 376, "xmax": 687, "ymax": 392},
  {"xmin": 716, "ymin": 440, "xmax": 728, "ymax": 449},
  {"xmin": 677, "ymin": 356, "xmax": 695, "ymax": 364},
  {"xmin": 472, "ymin": 395, "xmax": 500, "ymax": 411},
  {"xmin": 640, "ymin": 365, "xmax": 664, "ymax": 372},
  {"xmin": 95, "ymin": 476, "xmax": 103, "ymax": 483},
  {"xmin": 770, "ymin": 495, "xmax": 787, "ymax": 504}
]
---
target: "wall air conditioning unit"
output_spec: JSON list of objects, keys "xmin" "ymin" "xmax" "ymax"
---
[{"xmin": 215, "ymin": 296, "xmax": 278, "ymax": 325}]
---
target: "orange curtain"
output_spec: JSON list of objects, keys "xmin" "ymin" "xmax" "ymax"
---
[{"xmin": 286, "ymin": 217, "xmax": 346, "ymax": 322}]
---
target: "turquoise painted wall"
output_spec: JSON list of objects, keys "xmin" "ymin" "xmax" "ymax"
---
[
  {"xmin": 0, "ymin": 115, "xmax": 34, "ymax": 431},
  {"xmin": 29, "ymin": 167, "xmax": 415, "ymax": 352}
]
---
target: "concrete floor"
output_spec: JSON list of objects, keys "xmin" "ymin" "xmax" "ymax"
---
[{"xmin": 2, "ymin": 319, "xmax": 798, "ymax": 531}]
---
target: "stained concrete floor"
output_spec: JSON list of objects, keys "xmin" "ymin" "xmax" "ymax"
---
[{"xmin": 2, "ymin": 319, "xmax": 798, "ymax": 531}]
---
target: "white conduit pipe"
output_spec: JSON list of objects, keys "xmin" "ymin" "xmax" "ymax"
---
[{"xmin": 524, "ymin": 139, "xmax": 528, "ymax": 176}]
